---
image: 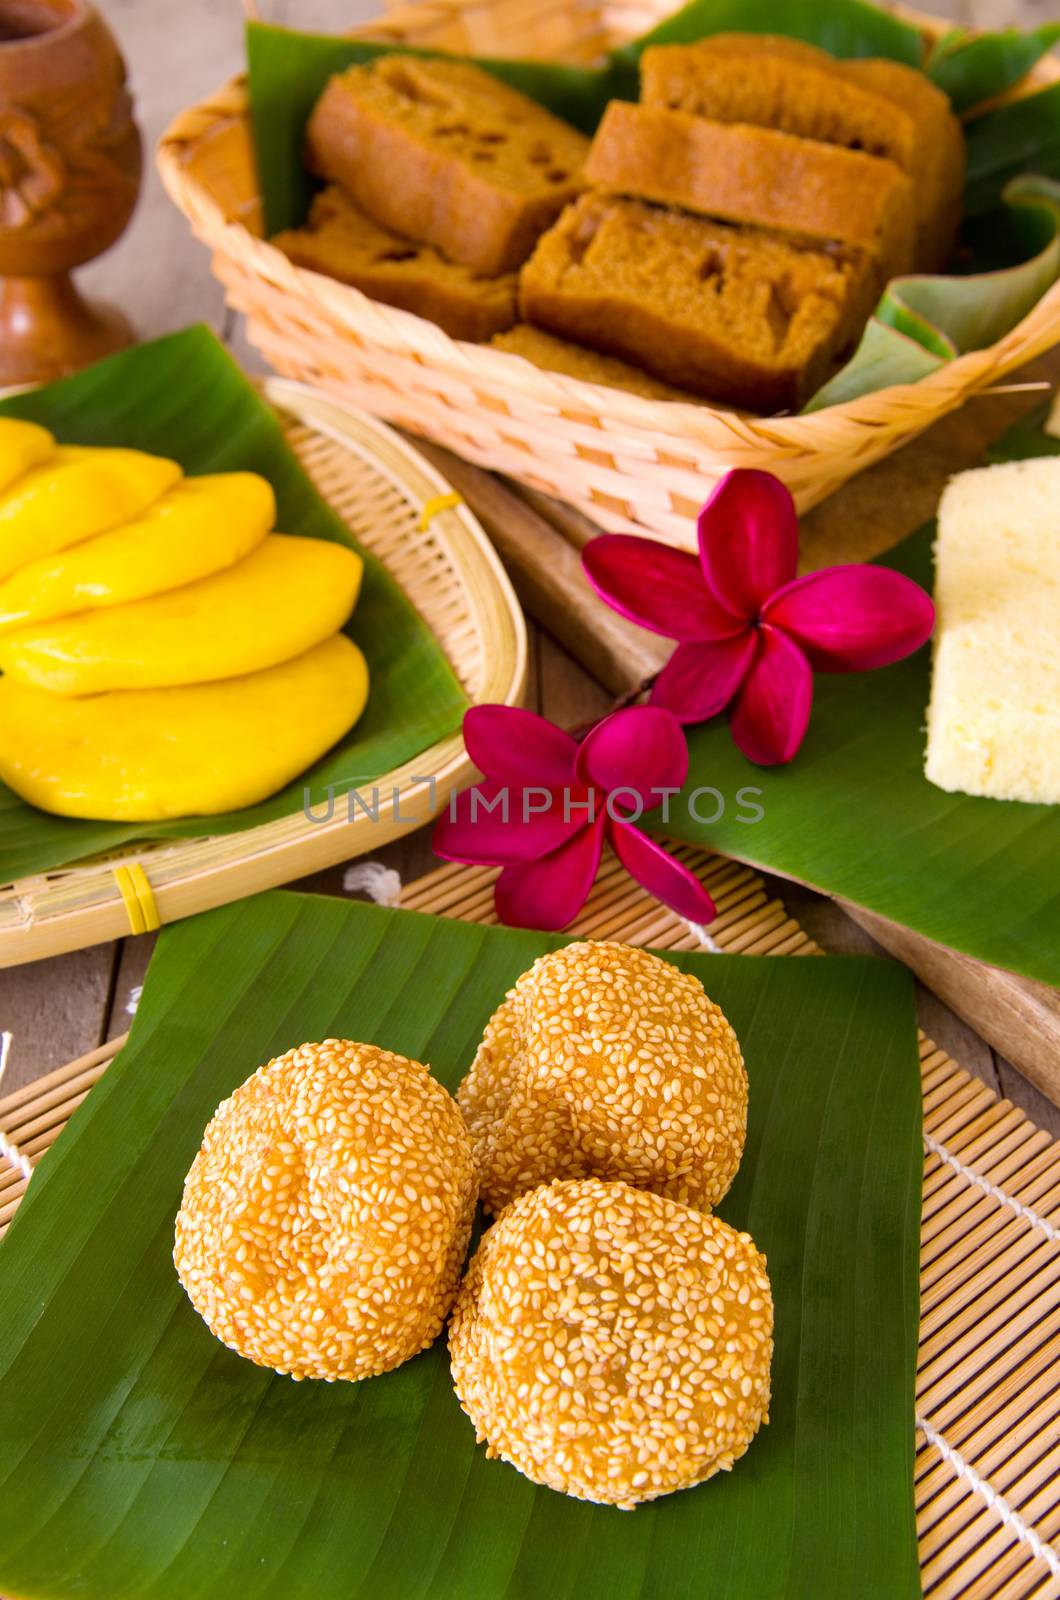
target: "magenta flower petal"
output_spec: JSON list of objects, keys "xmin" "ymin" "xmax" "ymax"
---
[
  {"xmin": 730, "ymin": 624, "xmax": 813, "ymax": 765},
  {"xmin": 494, "ymin": 819, "xmax": 605, "ymax": 931},
  {"xmin": 575, "ymin": 705, "xmax": 688, "ymax": 810},
  {"xmin": 649, "ymin": 630, "xmax": 757, "ymax": 724},
  {"xmin": 609, "ymin": 821, "xmax": 717, "ymax": 925},
  {"xmin": 762, "ymin": 565, "xmax": 936, "ymax": 672},
  {"xmin": 433, "ymin": 780, "xmax": 585, "ymax": 865},
  {"xmin": 463, "ymin": 703, "xmax": 577, "ymax": 788},
  {"xmin": 698, "ymin": 470, "xmax": 799, "ymax": 619},
  {"xmin": 583, "ymin": 534, "xmax": 744, "ymax": 642}
]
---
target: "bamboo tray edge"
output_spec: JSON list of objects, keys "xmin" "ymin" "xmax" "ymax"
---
[{"xmin": 0, "ymin": 382, "xmax": 528, "ymax": 969}]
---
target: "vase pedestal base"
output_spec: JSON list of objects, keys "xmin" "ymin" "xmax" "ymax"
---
[{"xmin": 0, "ymin": 273, "xmax": 134, "ymax": 387}]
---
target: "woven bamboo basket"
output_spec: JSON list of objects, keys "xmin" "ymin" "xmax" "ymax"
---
[
  {"xmin": 156, "ymin": 0, "xmax": 1060, "ymax": 549},
  {"xmin": 0, "ymin": 378, "xmax": 526, "ymax": 969},
  {"xmin": 4, "ymin": 844, "xmax": 1060, "ymax": 1597}
]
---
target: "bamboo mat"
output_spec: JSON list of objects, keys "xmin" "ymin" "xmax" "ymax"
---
[{"xmin": 1, "ymin": 846, "xmax": 1058, "ymax": 1599}]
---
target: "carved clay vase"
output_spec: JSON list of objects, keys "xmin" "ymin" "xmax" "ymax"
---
[{"xmin": 0, "ymin": 0, "xmax": 141, "ymax": 384}]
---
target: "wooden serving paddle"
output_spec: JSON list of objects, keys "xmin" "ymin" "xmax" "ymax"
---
[{"xmin": 411, "ymin": 370, "xmax": 1060, "ymax": 1105}]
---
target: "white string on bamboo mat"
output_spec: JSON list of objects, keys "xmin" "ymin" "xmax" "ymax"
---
[
  {"xmin": 923, "ymin": 1131, "xmax": 1060, "ymax": 1246},
  {"xmin": 684, "ymin": 920, "xmax": 721, "ymax": 953},
  {"xmin": 917, "ymin": 1413, "xmax": 1060, "ymax": 1580},
  {"xmin": 343, "ymin": 863, "xmax": 403, "ymax": 907},
  {"xmin": 0, "ymin": 1032, "xmax": 34, "ymax": 1183}
]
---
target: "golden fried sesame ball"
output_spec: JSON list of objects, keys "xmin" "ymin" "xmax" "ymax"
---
[
  {"xmin": 174, "ymin": 1039, "xmax": 477, "ymax": 1382},
  {"xmin": 449, "ymin": 1177, "xmax": 773, "ymax": 1508},
  {"xmin": 458, "ymin": 941, "xmax": 747, "ymax": 1216}
]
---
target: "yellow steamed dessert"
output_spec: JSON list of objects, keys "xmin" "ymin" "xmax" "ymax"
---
[
  {"xmin": 0, "ymin": 534, "xmax": 364, "ymax": 695},
  {"xmin": 450, "ymin": 1177, "xmax": 773, "ymax": 1507},
  {"xmin": 0, "ymin": 447, "xmax": 183, "ymax": 584},
  {"xmin": 925, "ymin": 457, "xmax": 1060, "ymax": 805},
  {"xmin": 0, "ymin": 472, "xmax": 274, "ymax": 633},
  {"xmin": 0, "ymin": 632, "xmax": 369, "ymax": 819},
  {"xmin": 0, "ymin": 447, "xmax": 181, "ymax": 582},
  {"xmin": 175, "ymin": 1039, "xmax": 478, "ymax": 1381},
  {"xmin": 0, "ymin": 418, "xmax": 55, "ymax": 494},
  {"xmin": 458, "ymin": 941, "xmax": 748, "ymax": 1216}
]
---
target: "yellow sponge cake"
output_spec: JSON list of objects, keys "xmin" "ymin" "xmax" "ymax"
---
[{"xmin": 925, "ymin": 458, "xmax": 1060, "ymax": 805}]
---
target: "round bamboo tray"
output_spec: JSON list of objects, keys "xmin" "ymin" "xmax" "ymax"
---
[
  {"xmin": 157, "ymin": 0, "xmax": 1060, "ymax": 550},
  {"xmin": 0, "ymin": 378, "xmax": 527, "ymax": 968}
]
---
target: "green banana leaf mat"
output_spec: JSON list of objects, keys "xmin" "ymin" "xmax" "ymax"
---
[
  {"xmin": 0, "ymin": 325, "xmax": 468, "ymax": 883},
  {"xmin": 0, "ymin": 893, "xmax": 922, "ymax": 1600},
  {"xmin": 246, "ymin": 0, "xmax": 1060, "ymax": 407},
  {"xmin": 658, "ymin": 404, "xmax": 1060, "ymax": 989}
]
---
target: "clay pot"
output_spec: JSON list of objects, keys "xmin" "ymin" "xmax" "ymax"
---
[{"xmin": 0, "ymin": 0, "xmax": 141, "ymax": 383}]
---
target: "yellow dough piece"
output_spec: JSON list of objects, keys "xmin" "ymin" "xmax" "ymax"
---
[
  {"xmin": 0, "ymin": 633, "xmax": 370, "ymax": 821},
  {"xmin": 0, "ymin": 473, "xmax": 275, "ymax": 633},
  {"xmin": 0, "ymin": 418, "xmax": 55, "ymax": 494},
  {"xmin": 0, "ymin": 535, "xmax": 365, "ymax": 695},
  {"xmin": 0, "ymin": 447, "xmax": 182, "ymax": 582}
]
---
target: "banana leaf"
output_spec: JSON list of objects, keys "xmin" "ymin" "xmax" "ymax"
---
[
  {"xmin": 246, "ymin": 1, "xmax": 1060, "ymax": 412},
  {"xmin": 0, "ymin": 892, "xmax": 922, "ymax": 1600},
  {"xmin": 927, "ymin": 22, "xmax": 1060, "ymax": 113},
  {"xmin": 655, "ymin": 404, "xmax": 1060, "ymax": 988},
  {"xmin": 613, "ymin": 0, "xmax": 921, "ymax": 66},
  {"xmin": 0, "ymin": 326, "xmax": 467, "ymax": 882},
  {"xmin": 808, "ymin": 175, "xmax": 1060, "ymax": 410}
]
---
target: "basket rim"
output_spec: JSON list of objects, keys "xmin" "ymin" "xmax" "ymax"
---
[
  {"xmin": 0, "ymin": 382, "xmax": 528, "ymax": 968},
  {"xmin": 156, "ymin": 21, "xmax": 1060, "ymax": 445}
]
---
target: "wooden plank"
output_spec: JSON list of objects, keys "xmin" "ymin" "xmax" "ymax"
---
[
  {"xmin": 0, "ymin": 944, "xmax": 117, "ymax": 1096},
  {"xmin": 412, "ymin": 439, "xmax": 669, "ymax": 694},
  {"xmin": 840, "ymin": 902, "xmax": 1060, "ymax": 1107}
]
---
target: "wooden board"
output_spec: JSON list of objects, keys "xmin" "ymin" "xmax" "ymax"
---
[
  {"xmin": 3, "ymin": 843, "xmax": 1060, "ymax": 1597},
  {"xmin": 407, "ymin": 345, "xmax": 1060, "ymax": 1106}
]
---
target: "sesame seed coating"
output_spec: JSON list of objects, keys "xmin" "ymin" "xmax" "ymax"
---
[
  {"xmin": 174, "ymin": 1039, "xmax": 477, "ymax": 1382},
  {"xmin": 449, "ymin": 1177, "xmax": 773, "ymax": 1508},
  {"xmin": 458, "ymin": 942, "xmax": 748, "ymax": 1216}
]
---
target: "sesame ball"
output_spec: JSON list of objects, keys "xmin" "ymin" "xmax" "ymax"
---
[
  {"xmin": 174, "ymin": 1039, "xmax": 477, "ymax": 1382},
  {"xmin": 458, "ymin": 941, "xmax": 747, "ymax": 1216},
  {"xmin": 449, "ymin": 1178, "xmax": 773, "ymax": 1508}
]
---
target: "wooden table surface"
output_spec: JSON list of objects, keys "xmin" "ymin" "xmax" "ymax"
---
[{"xmin": 0, "ymin": 0, "xmax": 1057, "ymax": 1140}]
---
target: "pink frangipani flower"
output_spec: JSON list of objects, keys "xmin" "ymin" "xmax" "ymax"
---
[
  {"xmin": 582, "ymin": 468, "xmax": 935, "ymax": 765},
  {"xmin": 433, "ymin": 703, "xmax": 715, "ymax": 932}
]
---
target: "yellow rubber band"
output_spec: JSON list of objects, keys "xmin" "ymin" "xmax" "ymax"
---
[
  {"xmin": 418, "ymin": 491, "xmax": 463, "ymax": 531},
  {"xmin": 114, "ymin": 863, "xmax": 161, "ymax": 936}
]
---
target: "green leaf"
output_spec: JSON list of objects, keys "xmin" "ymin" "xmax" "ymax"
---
[
  {"xmin": 986, "ymin": 398, "xmax": 1060, "ymax": 464},
  {"xmin": 0, "ymin": 327, "xmax": 466, "ymax": 881},
  {"xmin": 0, "ymin": 892, "xmax": 922, "ymax": 1600},
  {"xmin": 619, "ymin": 0, "xmax": 922, "ymax": 63},
  {"xmin": 965, "ymin": 81, "xmax": 1060, "ymax": 217},
  {"xmin": 928, "ymin": 23, "xmax": 1060, "ymax": 115},
  {"xmin": 808, "ymin": 176, "xmax": 1060, "ymax": 407},
  {"xmin": 655, "ymin": 412, "xmax": 1060, "ymax": 984},
  {"xmin": 804, "ymin": 319, "xmax": 946, "ymax": 412}
]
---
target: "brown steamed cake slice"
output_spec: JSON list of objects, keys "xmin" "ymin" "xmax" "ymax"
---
[
  {"xmin": 306, "ymin": 55, "xmax": 589, "ymax": 276},
  {"xmin": 272, "ymin": 186, "xmax": 517, "ymax": 341},
  {"xmin": 586, "ymin": 101, "xmax": 915, "ymax": 285},
  {"xmin": 640, "ymin": 33, "xmax": 964, "ymax": 269},
  {"xmin": 490, "ymin": 325, "xmax": 698, "ymax": 401},
  {"xmin": 519, "ymin": 192, "xmax": 874, "ymax": 412},
  {"xmin": 842, "ymin": 57, "xmax": 964, "ymax": 269}
]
